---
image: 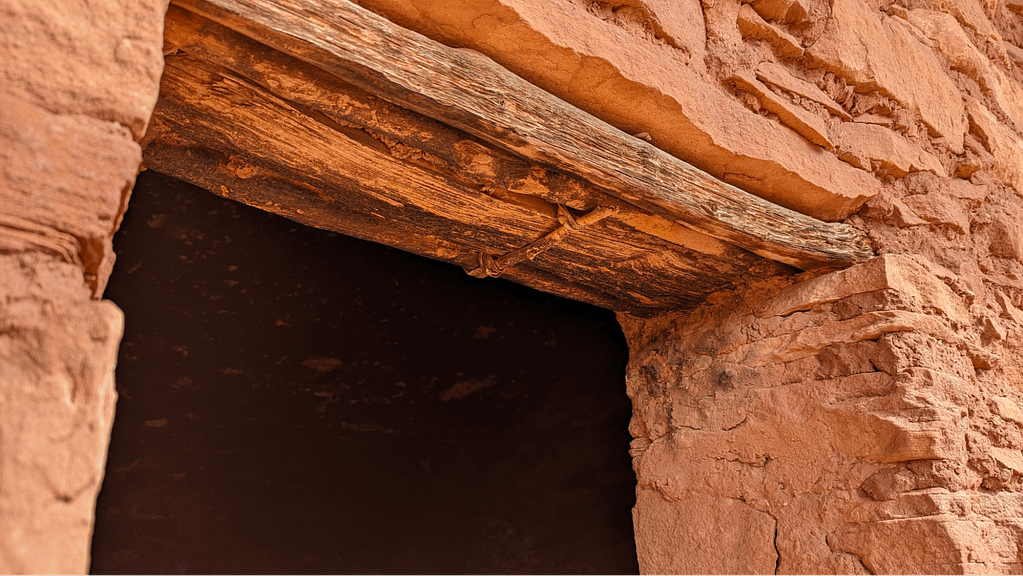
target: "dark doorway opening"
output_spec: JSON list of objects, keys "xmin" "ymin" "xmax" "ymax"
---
[{"xmin": 90, "ymin": 171, "xmax": 639, "ymax": 574}]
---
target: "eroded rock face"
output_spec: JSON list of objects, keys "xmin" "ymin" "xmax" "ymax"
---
[
  {"xmin": 621, "ymin": 253, "xmax": 1023, "ymax": 573},
  {"xmin": 497, "ymin": 0, "xmax": 1023, "ymax": 569},
  {"xmin": 0, "ymin": 256, "xmax": 123, "ymax": 574},
  {"xmin": 0, "ymin": 0, "xmax": 167, "ymax": 572},
  {"xmin": 0, "ymin": 0, "xmax": 167, "ymax": 139}
]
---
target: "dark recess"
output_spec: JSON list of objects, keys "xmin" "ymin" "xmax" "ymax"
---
[{"xmin": 90, "ymin": 171, "xmax": 639, "ymax": 574}]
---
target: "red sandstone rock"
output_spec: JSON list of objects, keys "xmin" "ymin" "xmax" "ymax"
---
[
  {"xmin": 0, "ymin": 0, "xmax": 165, "ymax": 571},
  {"xmin": 755, "ymin": 253, "xmax": 969, "ymax": 324},
  {"xmin": 905, "ymin": 9, "xmax": 1023, "ymax": 132},
  {"xmin": 621, "ymin": 246, "xmax": 1005, "ymax": 571},
  {"xmin": 0, "ymin": 95, "xmax": 140, "ymax": 574},
  {"xmin": 807, "ymin": 0, "xmax": 967, "ymax": 152},
  {"xmin": 736, "ymin": 4, "xmax": 805, "ymax": 58},
  {"xmin": 0, "ymin": 96, "xmax": 142, "ymax": 297},
  {"xmin": 756, "ymin": 62, "xmax": 851, "ymax": 120},
  {"xmin": 633, "ymin": 490, "xmax": 778, "ymax": 574},
  {"xmin": 731, "ymin": 71, "xmax": 833, "ymax": 148},
  {"xmin": 4, "ymin": 0, "xmax": 1023, "ymax": 571},
  {"xmin": 831, "ymin": 121, "xmax": 946, "ymax": 178},
  {"xmin": 0, "ymin": 0, "xmax": 168, "ymax": 139},
  {"xmin": 0, "ymin": 274, "xmax": 122, "ymax": 574},
  {"xmin": 749, "ymin": 0, "xmax": 810, "ymax": 23},
  {"xmin": 966, "ymin": 97, "xmax": 1023, "ymax": 192}
]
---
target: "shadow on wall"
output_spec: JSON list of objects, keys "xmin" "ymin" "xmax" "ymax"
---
[{"xmin": 89, "ymin": 171, "xmax": 639, "ymax": 574}]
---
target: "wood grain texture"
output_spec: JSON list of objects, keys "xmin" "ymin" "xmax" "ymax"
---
[
  {"xmin": 171, "ymin": 0, "xmax": 875, "ymax": 270},
  {"xmin": 145, "ymin": 6, "xmax": 799, "ymax": 315}
]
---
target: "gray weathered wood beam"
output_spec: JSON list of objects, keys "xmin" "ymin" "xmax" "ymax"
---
[{"xmin": 172, "ymin": 0, "xmax": 875, "ymax": 270}]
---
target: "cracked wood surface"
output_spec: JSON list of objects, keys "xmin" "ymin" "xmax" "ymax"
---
[
  {"xmin": 144, "ymin": 1, "xmax": 872, "ymax": 314},
  {"xmin": 172, "ymin": 0, "xmax": 874, "ymax": 270}
]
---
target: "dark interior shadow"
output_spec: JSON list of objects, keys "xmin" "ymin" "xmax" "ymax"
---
[{"xmin": 89, "ymin": 171, "xmax": 639, "ymax": 574}]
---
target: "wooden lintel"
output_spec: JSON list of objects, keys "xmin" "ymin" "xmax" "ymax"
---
[
  {"xmin": 144, "ymin": 6, "xmax": 799, "ymax": 315},
  {"xmin": 172, "ymin": 0, "xmax": 875, "ymax": 270}
]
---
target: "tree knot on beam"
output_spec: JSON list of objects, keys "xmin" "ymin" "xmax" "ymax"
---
[{"xmin": 465, "ymin": 205, "xmax": 616, "ymax": 278}]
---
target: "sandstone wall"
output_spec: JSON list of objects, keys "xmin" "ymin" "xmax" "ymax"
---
[
  {"xmin": 354, "ymin": 0, "xmax": 1021, "ymax": 210},
  {"xmin": 612, "ymin": 0, "xmax": 1023, "ymax": 566},
  {"xmin": 0, "ymin": 0, "xmax": 167, "ymax": 572}
]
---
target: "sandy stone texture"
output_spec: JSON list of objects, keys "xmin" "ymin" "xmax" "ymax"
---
[
  {"xmin": 620, "ymin": 252, "xmax": 1023, "ymax": 573},
  {"xmin": 1, "ymin": 0, "xmax": 1022, "ymax": 570},
  {"xmin": 0, "ymin": 255, "xmax": 123, "ymax": 574},
  {"xmin": 0, "ymin": 0, "xmax": 167, "ymax": 139},
  {"xmin": 0, "ymin": 96, "xmax": 140, "ymax": 574}
]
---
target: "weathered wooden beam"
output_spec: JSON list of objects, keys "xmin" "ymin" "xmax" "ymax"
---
[
  {"xmin": 172, "ymin": 0, "xmax": 875, "ymax": 270},
  {"xmin": 144, "ymin": 6, "xmax": 793, "ymax": 314},
  {"xmin": 143, "ymin": 142, "xmax": 647, "ymax": 313}
]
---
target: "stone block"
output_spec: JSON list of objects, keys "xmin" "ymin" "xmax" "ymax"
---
[
  {"xmin": 0, "ymin": 94, "xmax": 141, "ymax": 296},
  {"xmin": 986, "ymin": 214, "xmax": 1023, "ymax": 261},
  {"xmin": 633, "ymin": 490, "xmax": 778, "ymax": 574},
  {"xmin": 966, "ymin": 97, "xmax": 1023, "ymax": 194},
  {"xmin": 996, "ymin": 292, "xmax": 1023, "ymax": 324},
  {"xmin": 990, "ymin": 446, "xmax": 1023, "ymax": 473},
  {"xmin": 357, "ymin": 0, "xmax": 883, "ymax": 220},
  {"xmin": 750, "ymin": 0, "xmax": 810, "ymax": 23},
  {"xmin": 0, "ymin": 291, "xmax": 123, "ymax": 574},
  {"xmin": 828, "ymin": 411, "xmax": 957, "ymax": 462},
  {"xmin": 756, "ymin": 62, "xmax": 851, "ymax": 120},
  {"xmin": 990, "ymin": 399, "xmax": 1023, "ymax": 425},
  {"xmin": 916, "ymin": 0, "xmax": 1000, "ymax": 40},
  {"xmin": 831, "ymin": 121, "xmax": 946, "ymax": 178},
  {"xmin": 731, "ymin": 71, "xmax": 833, "ymax": 148},
  {"xmin": 756, "ymin": 254, "xmax": 969, "ymax": 325},
  {"xmin": 832, "ymin": 516, "xmax": 968, "ymax": 573},
  {"xmin": 807, "ymin": 0, "xmax": 966, "ymax": 152},
  {"xmin": 901, "ymin": 194, "xmax": 969, "ymax": 232},
  {"xmin": 739, "ymin": 310, "xmax": 958, "ymax": 366},
  {"xmin": 905, "ymin": 9, "xmax": 1023, "ymax": 132},
  {"xmin": 736, "ymin": 4, "xmax": 804, "ymax": 58}
]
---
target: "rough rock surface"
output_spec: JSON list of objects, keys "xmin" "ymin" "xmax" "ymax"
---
[
  {"xmin": 612, "ymin": 7, "xmax": 1023, "ymax": 558},
  {"xmin": 620, "ymin": 251, "xmax": 1023, "ymax": 573},
  {"xmin": 0, "ymin": 0, "xmax": 167, "ymax": 139},
  {"xmin": 807, "ymin": 0, "xmax": 967, "ymax": 151},
  {"xmin": 0, "ymin": 256, "xmax": 123, "ymax": 574},
  {"xmin": 351, "ymin": 0, "xmax": 1003, "ymax": 226},
  {"xmin": 0, "ymin": 0, "xmax": 167, "ymax": 572}
]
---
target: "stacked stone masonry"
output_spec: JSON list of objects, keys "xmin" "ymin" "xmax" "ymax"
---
[{"xmin": 621, "ymin": 255, "xmax": 1023, "ymax": 573}]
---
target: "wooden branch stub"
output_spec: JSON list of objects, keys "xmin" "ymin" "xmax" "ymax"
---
[{"xmin": 466, "ymin": 205, "xmax": 616, "ymax": 278}]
